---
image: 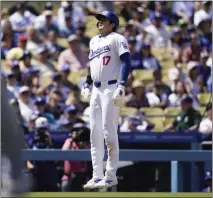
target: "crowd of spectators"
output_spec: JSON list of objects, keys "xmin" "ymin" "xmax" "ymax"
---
[{"xmin": 1, "ymin": 1, "xmax": 212, "ymax": 192}]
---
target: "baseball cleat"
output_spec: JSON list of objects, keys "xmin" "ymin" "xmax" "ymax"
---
[
  {"xmin": 95, "ymin": 177, "xmax": 118, "ymax": 189},
  {"xmin": 83, "ymin": 178, "xmax": 102, "ymax": 189}
]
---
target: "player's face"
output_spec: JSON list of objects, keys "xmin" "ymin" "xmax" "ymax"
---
[{"xmin": 97, "ymin": 17, "xmax": 115, "ymax": 34}]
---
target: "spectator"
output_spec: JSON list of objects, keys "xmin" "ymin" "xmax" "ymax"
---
[
  {"xmin": 181, "ymin": 33, "xmax": 202, "ymax": 63},
  {"xmin": 127, "ymin": 37, "xmax": 143, "ymax": 70},
  {"xmin": 44, "ymin": 2, "xmax": 53, "ymax": 11},
  {"xmin": 131, "ymin": 7, "xmax": 151, "ymax": 27},
  {"xmin": 6, "ymin": 35, "xmax": 27, "ymax": 64},
  {"xmin": 34, "ymin": 10, "xmax": 58, "ymax": 38},
  {"xmin": 19, "ymin": 51, "xmax": 34, "ymax": 73},
  {"xmin": 199, "ymin": 103, "xmax": 212, "ymax": 133},
  {"xmin": 194, "ymin": 1, "xmax": 212, "ymax": 44},
  {"xmin": 57, "ymin": 1, "xmax": 86, "ymax": 29},
  {"xmin": 140, "ymin": 43, "xmax": 161, "ymax": 70},
  {"xmin": 17, "ymin": 86, "xmax": 34, "ymax": 124},
  {"xmin": 45, "ymin": 30, "xmax": 64, "ymax": 60},
  {"xmin": 65, "ymin": 88, "xmax": 88, "ymax": 113},
  {"xmin": 86, "ymin": 1, "xmax": 114, "ymax": 15},
  {"xmin": 125, "ymin": 80, "xmax": 149, "ymax": 108},
  {"xmin": 146, "ymin": 70, "xmax": 172, "ymax": 96},
  {"xmin": 168, "ymin": 82, "xmax": 198, "ymax": 108},
  {"xmin": 26, "ymin": 26, "xmax": 46, "ymax": 56},
  {"xmin": 194, "ymin": 1, "xmax": 212, "ymax": 27},
  {"xmin": 31, "ymin": 46, "xmax": 56, "ymax": 77},
  {"xmin": 60, "ymin": 63, "xmax": 76, "ymax": 90},
  {"xmin": 202, "ymin": 171, "xmax": 212, "ymax": 192},
  {"xmin": 172, "ymin": 2, "xmax": 194, "ymax": 23},
  {"xmin": 33, "ymin": 97, "xmax": 55, "ymax": 126},
  {"xmin": 185, "ymin": 62, "xmax": 205, "ymax": 96},
  {"xmin": 58, "ymin": 34, "xmax": 88, "ymax": 71},
  {"xmin": 61, "ymin": 124, "xmax": 90, "ymax": 192},
  {"xmin": 30, "ymin": 117, "xmax": 57, "ymax": 192},
  {"xmin": 58, "ymin": 12, "xmax": 75, "ymax": 38},
  {"xmin": 10, "ymin": 60, "xmax": 23, "ymax": 86},
  {"xmin": 163, "ymin": 95, "xmax": 201, "ymax": 132},
  {"xmin": 75, "ymin": 25, "xmax": 90, "ymax": 54},
  {"xmin": 47, "ymin": 73, "xmax": 70, "ymax": 100},
  {"xmin": 59, "ymin": 105, "xmax": 85, "ymax": 131},
  {"xmin": 146, "ymin": 82, "xmax": 168, "ymax": 109},
  {"xmin": 6, "ymin": 71, "xmax": 20, "ymax": 99},
  {"xmin": 1, "ymin": 21, "xmax": 16, "ymax": 59},
  {"xmin": 167, "ymin": 28, "xmax": 183, "ymax": 61},
  {"xmin": 9, "ymin": 3, "xmax": 36, "ymax": 33},
  {"xmin": 45, "ymin": 90, "xmax": 64, "ymax": 120},
  {"xmin": 144, "ymin": 12, "xmax": 171, "ymax": 48},
  {"xmin": 149, "ymin": 2, "xmax": 171, "ymax": 26}
]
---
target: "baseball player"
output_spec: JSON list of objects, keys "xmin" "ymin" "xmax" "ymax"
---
[{"xmin": 81, "ymin": 11, "xmax": 131, "ymax": 189}]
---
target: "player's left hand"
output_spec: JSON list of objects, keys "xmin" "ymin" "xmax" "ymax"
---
[{"xmin": 112, "ymin": 85, "xmax": 125, "ymax": 108}]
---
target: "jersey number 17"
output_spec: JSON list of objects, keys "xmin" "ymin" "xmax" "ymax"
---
[{"xmin": 103, "ymin": 56, "xmax": 111, "ymax": 66}]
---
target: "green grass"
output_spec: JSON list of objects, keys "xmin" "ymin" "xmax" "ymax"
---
[{"xmin": 23, "ymin": 192, "xmax": 212, "ymax": 198}]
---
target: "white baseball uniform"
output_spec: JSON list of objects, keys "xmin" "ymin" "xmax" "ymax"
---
[{"xmin": 88, "ymin": 32, "xmax": 129, "ymax": 180}]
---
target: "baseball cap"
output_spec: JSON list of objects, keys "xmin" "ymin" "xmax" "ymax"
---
[
  {"xmin": 34, "ymin": 97, "xmax": 46, "ymax": 105},
  {"xmin": 6, "ymin": 71, "xmax": 15, "ymax": 78},
  {"xmin": 150, "ymin": 12, "xmax": 162, "ymax": 21},
  {"xmin": 168, "ymin": 68, "xmax": 180, "ymax": 81},
  {"xmin": 141, "ymin": 42, "xmax": 151, "ymax": 49},
  {"xmin": 68, "ymin": 34, "xmax": 79, "ymax": 42},
  {"xmin": 187, "ymin": 61, "xmax": 199, "ymax": 71},
  {"xmin": 181, "ymin": 95, "xmax": 193, "ymax": 104},
  {"xmin": 204, "ymin": 171, "xmax": 212, "ymax": 181},
  {"xmin": 10, "ymin": 60, "xmax": 20, "ymax": 69},
  {"xmin": 43, "ymin": 10, "xmax": 53, "ymax": 16},
  {"xmin": 18, "ymin": 35, "xmax": 27, "ymax": 42},
  {"xmin": 19, "ymin": 51, "xmax": 31, "ymax": 60},
  {"xmin": 61, "ymin": 1, "xmax": 70, "ymax": 8},
  {"xmin": 137, "ymin": 7, "xmax": 144, "ymax": 13},
  {"xmin": 61, "ymin": 63, "xmax": 70, "ymax": 72},
  {"xmin": 35, "ymin": 47, "xmax": 48, "ymax": 55},
  {"xmin": 177, "ymin": 19, "xmax": 188, "ymax": 27},
  {"xmin": 35, "ymin": 117, "xmax": 48, "ymax": 129},
  {"xmin": 52, "ymin": 72, "xmax": 62, "ymax": 81},
  {"xmin": 127, "ymin": 36, "xmax": 136, "ymax": 44},
  {"xmin": 65, "ymin": 105, "xmax": 78, "ymax": 114},
  {"xmin": 19, "ymin": 86, "xmax": 30, "ymax": 94},
  {"xmin": 44, "ymin": 2, "xmax": 53, "ymax": 10},
  {"xmin": 172, "ymin": 28, "xmax": 181, "ymax": 35}
]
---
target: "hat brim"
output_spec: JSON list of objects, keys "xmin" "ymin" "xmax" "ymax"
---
[{"xmin": 95, "ymin": 14, "xmax": 108, "ymax": 21}]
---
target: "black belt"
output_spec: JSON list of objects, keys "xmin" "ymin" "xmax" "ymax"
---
[{"xmin": 94, "ymin": 80, "xmax": 117, "ymax": 88}]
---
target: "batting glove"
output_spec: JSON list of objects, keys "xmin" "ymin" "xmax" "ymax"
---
[
  {"xmin": 81, "ymin": 85, "xmax": 91, "ymax": 99},
  {"xmin": 112, "ymin": 85, "xmax": 125, "ymax": 108}
]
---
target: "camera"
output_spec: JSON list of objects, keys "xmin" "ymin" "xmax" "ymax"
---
[{"xmin": 33, "ymin": 128, "xmax": 51, "ymax": 149}]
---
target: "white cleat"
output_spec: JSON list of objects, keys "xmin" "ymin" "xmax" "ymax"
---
[
  {"xmin": 95, "ymin": 177, "xmax": 118, "ymax": 189},
  {"xmin": 83, "ymin": 178, "xmax": 102, "ymax": 189}
]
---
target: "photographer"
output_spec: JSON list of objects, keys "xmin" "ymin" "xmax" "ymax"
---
[
  {"xmin": 31, "ymin": 117, "xmax": 58, "ymax": 192},
  {"xmin": 61, "ymin": 123, "xmax": 90, "ymax": 192}
]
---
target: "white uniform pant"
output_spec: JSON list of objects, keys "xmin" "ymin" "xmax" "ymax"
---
[{"xmin": 89, "ymin": 82, "xmax": 119, "ymax": 180}]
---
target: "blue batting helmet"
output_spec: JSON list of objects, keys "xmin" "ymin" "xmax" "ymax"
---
[{"xmin": 95, "ymin": 11, "xmax": 119, "ymax": 31}]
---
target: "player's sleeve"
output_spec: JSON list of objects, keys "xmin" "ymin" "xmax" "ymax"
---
[
  {"xmin": 114, "ymin": 35, "xmax": 130, "ymax": 56},
  {"xmin": 113, "ymin": 35, "xmax": 131, "ymax": 86}
]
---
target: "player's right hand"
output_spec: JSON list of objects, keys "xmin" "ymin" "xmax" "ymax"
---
[{"xmin": 81, "ymin": 86, "xmax": 91, "ymax": 99}]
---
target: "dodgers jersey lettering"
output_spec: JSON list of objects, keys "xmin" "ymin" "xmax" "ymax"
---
[{"xmin": 89, "ymin": 32, "xmax": 130, "ymax": 82}]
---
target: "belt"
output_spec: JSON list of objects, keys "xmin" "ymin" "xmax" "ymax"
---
[{"xmin": 94, "ymin": 80, "xmax": 117, "ymax": 88}]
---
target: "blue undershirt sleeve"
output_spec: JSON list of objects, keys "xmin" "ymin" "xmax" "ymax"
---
[{"xmin": 119, "ymin": 52, "xmax": 131, "ymax": 86}]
